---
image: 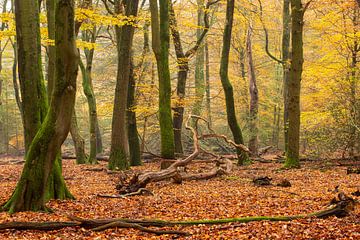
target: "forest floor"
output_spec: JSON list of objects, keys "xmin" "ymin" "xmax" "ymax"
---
[{"xmin": 0, "ymin": 155, "xmax": 359, "ymax": 239}]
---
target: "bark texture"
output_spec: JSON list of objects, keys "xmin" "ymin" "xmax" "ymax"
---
[
  {"xmin": 150, "ymin": 0, "xmax": 175, "ymax": 158},
  {"xmin": 2, "ymin": 0, "xmax": 79, "ymax": 212},
  {"xmin": 109, "ymin": 0, "xmax": 139, "ymax": 170},
  {"xmin": 246, "ymin": 24, "xmax": 259, "ymax": 156},
  {"xmin": 284, "ymin": 0, "xmax": 304, "ymax": 168}
]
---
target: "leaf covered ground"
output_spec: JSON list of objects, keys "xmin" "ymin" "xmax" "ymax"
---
[{"xmin": 0, "ymin": 156, "xmax": 359, "ymax": 239}]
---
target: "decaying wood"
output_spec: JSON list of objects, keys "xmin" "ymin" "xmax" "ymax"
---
[
  {"xmin": 116, "ymin": 115, "xmax": 243, "ymax": 194},
  {"xmin": 0, "ymin": 222, "xmax": 79, "ymax": 231},
  {"xmin": 97, "ymin": 188, "xmax": 153, "ymax": 198}
]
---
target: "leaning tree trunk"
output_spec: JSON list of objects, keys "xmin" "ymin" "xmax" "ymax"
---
[
  {"xmin": 284, "ymin": 0, "xmax": 304, "ymax": 168},
  {"xmin": 2, "ymin": 0, "xmax": 79, "ymax": 213},
  {"xmin": 109, "ymin": 0, "xmax": 139, "ymax": 170},
  {"xmin": 246, "ymin": 24, "xmax": 259, "ymax": 156},
  {"xmin": 219, "ymin": 0, "xmax": 249, "ymax": 165},
  {"xmin": 149, "ymin": 0, "xmax": 175, "ymax": 159}
]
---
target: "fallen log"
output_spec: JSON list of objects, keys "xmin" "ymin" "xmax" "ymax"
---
[
  {"xmin": 0, "ymin": 194, "xmax": 355, "ymax": 234},
  {"xmin": 0, "ymin": 222, "xmax": 79, "ymax": 231}
]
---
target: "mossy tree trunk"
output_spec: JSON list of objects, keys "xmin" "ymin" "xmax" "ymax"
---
[
  {"xmin": 2, "ymin": 0, "xmax": 79, "ymax": 213},
  {"xmin": 284, "ymin": 0, "xmax": 305, "ymax": 168},
  {"xmin": 44, "ymin": 0, "xmax": 76, "ymax": 198},
  {"xmin": 80, "ymin": 25, "xmax": 102, "ymax": 164},
  {"xmin": 149, "ymin": 0, "xmax": 175, "ymax": 159},
  {"xmin": 79, "ymin": 56, "xmax": 98, "ymax": 164},
  {"xmin": 69, "ymin": 107, "xmax": 88, "ymax": 164},
  {"xmin": 127, "ymin": 60, "xmax": 141, "ymax": 166},
  {"xmin": 246, "ymin": 24, "xmax": 259, "ymax": 156},
  {"xmin": 46, "ymin": 0, "xmax": 87, "ymax": 166},
  {"xmin": 109, "ymin": 0, "xmax": 139, "ymax": 170},
  {"xmin": 220, "ymin": 0, "xmax": 249, "ymax": 165}
]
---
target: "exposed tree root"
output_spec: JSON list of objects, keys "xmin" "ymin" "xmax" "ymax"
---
[{"xmin": 0, "ymin": 194, "xmax": 356, "ymax": 235}]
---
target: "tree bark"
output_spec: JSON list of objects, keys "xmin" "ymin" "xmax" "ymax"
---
[
  {"xmin": 282, "ymin": 0, "xmax": 291, "ymax": 152},
  {"xmin": 109, "ymin": 0, "xmax": 139, "ymax": 170},
  {"xmin": 150, "ymin": 0, "xmax": 175, "ymax": 159},
  {"xmin": 2, "ymin": 0, "xmax": 79, "ymax": 213},
  {"xmin": 69, "ymin": 111, "xmax": 88, "ymax": 164},
  {"xmin": 246, "ymin": 24, "xmax": 259, "ymax": 156},
  {"xmin": 192, "ymin": 0, "xmax": 206, "ymax": 118},
  {"xmin": 220, "ymin": 0, "xmax": 249, "ymax": 165},
  {"xmin": 170, "ymin": 1, "xmax": 216, "ymax": 154},
  {"xmin": 205, "ymin": 41, "xmax": 212, "ymax": 127},
  {"xmin": 127, "ymin": 59, "xmax": 141, "ymax": 166},
  {"xmin": 284, "ymin": 0, "xmax": 304, "ymax": 168}
]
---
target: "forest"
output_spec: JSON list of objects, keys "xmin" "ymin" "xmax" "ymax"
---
[{"xmin": 0, "ymin": 0, "xmax": 359, "ymax": 239}]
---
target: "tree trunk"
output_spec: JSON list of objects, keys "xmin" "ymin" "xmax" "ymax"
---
[
  {"xmin": 284, "ymin": 0, "xmax": 304, "ymax": 168},
  {"xmin": 192, "ymin": 0, "xmax": 205, "ymax": 118},
  {"xmin": 2, "ymin": 0, "xmax": 79, "ymax": 213},
  {"xmin": 220, "ymin": 0, "xmax": 249, "ymax": 165},
  {"xmin": 109, "ymin": 0, "xmax": 139, "ymax": 170},
  {"xmin": 205, "ymin": 41, "xmax": 212, "ymax": 127},
  {"xmin": 45, "ymin": 0, "xmax": 76, "ymax": 198},
  {"xmin": 80, "ymin": 42, "xmax": 100, "ymax": 164},
  {"xmin": 127, "ymin": 59, "xmax": 141, "ymax": 166},
  {"xmin": 150, "ymin": 0, "xmax": 175, "ymax": 159},
  {"xmin": 169, "ymin": 2, "xmax": 188, "ymax": 155},
  {"xmin": 246, "ymin": 24, "xmax": 259, "ymax": 156},
  {"xmin": 169, "ymin": 1, "xmax": 215, "ymax": 154},
  {"xmin": 80, "ymin": 5, "xmax": 103, "ymax": 157},
  {"xmin": 69, "ymin": 111, "xmax": 87, "ymax": 164},
  {"xmin": 282, "ymin": 0, "xmax": 291, "ymax": 152}
]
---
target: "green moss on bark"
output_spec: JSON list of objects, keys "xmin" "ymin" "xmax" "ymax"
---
[{"xmin": 108, "ymin": 148, "xmax": 129, "ymax": 170}]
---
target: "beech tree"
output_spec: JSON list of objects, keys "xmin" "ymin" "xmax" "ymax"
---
[
  {"xmin": 284, "ymin": 0, "xmax": 310, "ymax": 168},
  {"xmin": 109, "ymin": 0, "xmax": 140, "ymax": 170},
  {"xmin": 220, "ymin": 0, "xmax": 249, "ymax": 165},
  {"xmin": 149, "ymin": 0, "xmax": 175, "ymax": 159},
  {"xmin": 2, "ymin": 0, "xmax": 79, "ymax": 212}
]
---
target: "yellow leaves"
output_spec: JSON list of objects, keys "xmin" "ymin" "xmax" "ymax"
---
[
  {"xmin": 0, "ymin": 13, "xmax": 15, "ymax": 41},
  {"xmin": 76, "ymin": 40, "xmax": 97, "ymax": 50},
  {"xmin": 0, "ymin": 12, "xmax": 14, "ymax": 23},
  {"xmin": 75, "ymin": 8, "xmax": 149, "ymax": 31}
]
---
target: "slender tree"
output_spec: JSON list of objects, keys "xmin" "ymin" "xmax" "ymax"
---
[
  {"xmin": 109, "ymin": 0, "xmax": 139, "ymax": 170},
  {"xmin": 246, "ymin": 24, "xmax": 259, "ymax": 156},
  {"xmin": 192, "ymin": 0, "xmax": 206, "ymax": 118},
  {"xmin": 127, "ymin": 59, "xmax": 141, "ymax": 166},
  {"xmin": 220, "ymin": 0, "xmax": 249, "ymax": 165},
  {"xmin": 2, "ymin": 0, "xmax": 78, "ymax": 213},
  {"xmin": 169, "ymin": 0, "xmax": 218, "ymax": 154},
  {"xmin": 282, "ymin": 0, "xmax": 291, "ymax": 151},
  {"xmin": 149, "ymin": 0, "xmax": 175, "ymax": 158}
]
